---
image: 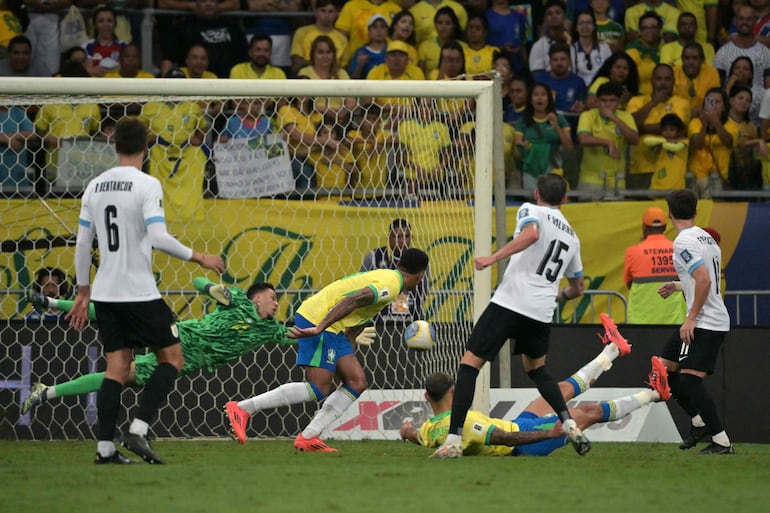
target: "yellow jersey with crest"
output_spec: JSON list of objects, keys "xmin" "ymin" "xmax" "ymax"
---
[{"xmin": 417, "ymin": 409, "xmax": 518, "ymax": 456}]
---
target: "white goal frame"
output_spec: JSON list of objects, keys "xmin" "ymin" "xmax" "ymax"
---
[{"xmin": 0, "ymin": 76, "xmax": 499, "ymax": 417}]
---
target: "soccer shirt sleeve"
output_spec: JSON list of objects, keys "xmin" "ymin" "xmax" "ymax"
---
[{"xmin": 74, "ymin": 185, "xmax": 96, "ymax": 287}]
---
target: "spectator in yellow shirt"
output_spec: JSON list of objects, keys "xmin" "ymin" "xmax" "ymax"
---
[
  {"xmin": 646, "ymin": 113, "xmax": 689, "ymax": 190},
  {"xmin": 688, "ymin": 87, "xmax": 737, "ymax": 197},
  {"xmin": 418, "ymin": 6, "xmax": 465, "ymax": 77},
  {"xmin": 672, "ymin": 42, "xmax": 719, "ymax": 117},
  {"xmin": 230, "ymin": 34, "xmax": 288, "ymax": 79}
]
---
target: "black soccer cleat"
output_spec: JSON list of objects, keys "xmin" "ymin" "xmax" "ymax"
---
[
  {"xmin": 699, "ymin": 442, "xmax": 735, "ymax": 455},
  {"xmin": 679, "ymin": 425, "xmax": 710, "ymax": 450},
  {"xmin": 121, "ymin": 432, "xmax": 166, "ymax": 464},
  {"xmin": 94, "ymin": 450, "xmax": 137, "ymax": 464}
]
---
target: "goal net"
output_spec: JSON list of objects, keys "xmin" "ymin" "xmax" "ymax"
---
[{"xmin": 0, "ymin": 77, "xmax": 499, "ymax": 441}]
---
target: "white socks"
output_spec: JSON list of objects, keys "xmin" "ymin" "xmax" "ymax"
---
[
  {"xmin": 238, "ymin": 382, "xmax": 314, "ymax": 415},
  {"xmin": 302, "ymin": 388, "xmax": 356, "ymax": 439},
  {"xmin": 97, "ymin": 441, "xmax": 115, "ymax": 457},
  {"xmin": 691, "ymin": 414, "xmax": 705, "ymax": 428},
  {"xmin": 571, "ymin": 343, "xmax": 622, "ymax": 394},
  {"xmin": 605, "ymin": 391, "xmax": 655, "ymax": 421},
  {"xmin": 129, "ymin": 418, "xmax": 149, "ymax": 437}
]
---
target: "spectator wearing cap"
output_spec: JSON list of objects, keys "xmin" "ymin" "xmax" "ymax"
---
[
  {"xmin": 336, "ymin": 0, "xmax": 401, "ymax": 66},
  {"xmin": 366, "ymin": 39, "xmax": 425, "ymax": 113},
  {"xmin": 348, "ymin": 14, "xmax": 390, "ymax": 79},
  {"xmin": 622, "ymin": 206, "xmax": 686, "ymax": 324}
]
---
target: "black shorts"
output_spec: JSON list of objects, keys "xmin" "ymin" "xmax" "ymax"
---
[
  {"xmin": 467, "ymin": 302, "xmax": 551, "ymax": 361},
  {"xmin": 94, "ymin": 299, "xmax": 179, "ymax": 353},
  {"xmin": 660, "ymin": 327, "xmax": 726, "ymax": 375}
]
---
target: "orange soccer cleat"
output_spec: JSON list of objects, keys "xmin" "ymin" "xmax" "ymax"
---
[
  {"xmin": 293, "ymin": 433, "xmax": 338, "ymax": 453},
  {"xmin": 598, "ymin": 313, "xmax": 632, "ymax": 357},
  {"xmin": 646, "ymin": 356, "xmax": 671, "ymax": 401},
  {"xmin": 225, "ymin": 401, "xmax": 250, "ymax": 444}
]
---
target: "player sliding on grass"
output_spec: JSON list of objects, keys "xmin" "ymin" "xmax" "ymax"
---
[
  {"xmin": 400, "ymin": 315, "xmax": 672, "ymax": 456},
  {"xmin": 22, "ymin": 278, "xmax": 297, "ymax": 417}
]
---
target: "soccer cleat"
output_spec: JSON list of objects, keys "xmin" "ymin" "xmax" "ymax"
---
[
  {"xmin": 699, "ymin": 442, "xmax": 735, "ymax": 455},
  {"xmin": 598, "ymin": 313, "xmax": 632, "ymax": 356},
  {"xmin": 646, "ymin": 356, "xmax": 671, "ymax": 401},
  {"xmin": 293, "ymin": 433, "xmax": 338, "ymax": 453},
  {"xmin": 25, "ymin": 290, "xmax": 49, "ymax": 308},
  {"xmin": 94, "ymin": 450, "xmax": 137, "ymax": 465},
  {"xmin": 429, "ymin": 442, "xmax": 463, "ymax": 459},
  {"xmin": 121, "ymin": 432, "xmax": 165, "ymax": 464},
  {"xmin": 21, "ymin": 382, "xmax": 49, "ymax": 414},
  {"xmin": 224, "ymin": 401, "xmax": 250, "ymax": 444},
  {"xmin": 679, "ymin": 425, "xmax": 710, "ymax": 450},
  {"xmin": 563, "ymin": 419, "xmax": 591, "ymax": 456}
]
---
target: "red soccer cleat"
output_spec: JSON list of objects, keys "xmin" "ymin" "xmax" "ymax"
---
[
  {"xmin": 598, "ymin": 313, "xmax": 632, "ymax": 357},
  {"xmin": 646, "ymin": 356, "xmax": 671, "ymax": 401},
  {"xmin": 225, "ymin": 401, "xmax": 250, "ymax": 444},
  {"xmin": 293, "ymin": 433, "xmax": 338, "ymax": 453}
]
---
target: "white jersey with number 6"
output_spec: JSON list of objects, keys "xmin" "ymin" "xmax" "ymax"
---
[
  {"xmin": 78, "ymin": 166, "xmax": 168, "ymax": 302},
  {"xmin": 673, "ymin": 226, "xmax": 730, "ymax": 332},
  {"xmin": 491, "ymin": 202, "xmax": 583, "ymax": 323}
]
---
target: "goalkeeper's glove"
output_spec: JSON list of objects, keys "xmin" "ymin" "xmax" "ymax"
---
[
  {"xmin": 355, "ymin": 326, "xmax": 377, "ymax": 346},
  {"xmin": 207, "ymin": 284, "xmax": 232, "ymax": 306}
]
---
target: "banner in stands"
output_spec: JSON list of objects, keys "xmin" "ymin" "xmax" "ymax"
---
[
  {"xmin": 213, "ymin": 136, "xmax": 294, "ymax": 198},
  {"xmin": 54, "ymin": 138, "xmax": 119, "ymax": 194},
  {"xmin": 1, "ymin": 199, "xmax": 768, "ymax": 324}
]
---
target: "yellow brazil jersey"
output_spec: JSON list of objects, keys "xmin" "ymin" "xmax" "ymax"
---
[
  {"xmin": 417, "ymin": 409, "xmax": 517, "ymax": 456},
  {"xmin": 625, "ymin": 2, "xmax": 680, "ymax": 38},
  {"xmin": 418, "ymin": 39, "xmax": 467, "ymax": 76},
  {"xmin": 296, "ymin": 66, "xmax": 351, "ymax": 111},
  {"xmin": 649, "ymin": 137, "xmax": 689, "ymax": 190},
  {"xmin": 398, "ymin": 118, "xmax": 451, "ymax": 181},
  {"xmin": 410, "ymin": 0, "xmax": 468, "ymax": 45},
  {"xmin": 0, "ymin": 9, "xmax": 21, "ymax": 48},
  {"xmin": 626, "ymin": 45, "xmax": 660, "ymax": 97},
  {"xmin": 103, "ymin": 69, "xmax": 155, "ymax": 78},
  {"xmin": 291, "ymin": 25, "xmax": 349, "ymax": 66},
  {"xmin": 348, "ymin": 125, "xmax": 392, "ymax": 189},
  {"xmin": 276, "ymin": 103, "xmax": 323, "ymax": 158},
  {"xmin": 463, "ymin": 45, "xmax": 498, "ymax": 76},
  {"xmin": 577, "ymin": 108, "xmax": 638, "ymax": 187},
  {"xmin": 296, "ymin": 269, "xmax": 404, "ymax": 333},
  {"xmin": 366, "ymin": 63, "xmax": 425, "ymax": 107},
  {"xmin": 229, "ymin": 63, "xmax": 287, "ymax": 80},
  {"xmin": 335, "ymin": 0, "xmax": 402, "ymax": 63},
  {"xmin": 626, "ymin": 94, "xmax": 691, "ymax": 175},
  {"xmin": 35, "ymin": 103, "xmax": 101, "ymax": 170},
  {"xmin": 688, "ymin": 117, "xmax": 739, "ymax": 180},
  {"xmin": 660, "ymin": 40, "xmax": 715, "ymax": 68},
  {"xmin": 457, "ymin": 120, "xmax": 514, "ymax": 190},
  {"xmin": 676, "ymin": 0, "xmax": 717, "ymax": 45},
  {"xmin": 139, "ymin": 101, "xmax": 208, "ymax": 222},
  {"xmin": 672, "ymin": 64, "xmax": 720, "ymax": 112},
  {"xmin": 180, "ymin": 67, "xmax": 218, "ymax": 79}
]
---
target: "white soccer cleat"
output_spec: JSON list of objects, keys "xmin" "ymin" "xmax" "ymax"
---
[{"xmin": 429, "ymin": 442, "xmax": 463, "ymax": 459}]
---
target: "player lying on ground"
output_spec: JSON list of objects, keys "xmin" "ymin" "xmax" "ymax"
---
[
  {"xmin": 400, "ymin": 315, "xmax": 672, "ymax": 456},
  {"xmin": 22, "ymin": 278, "xmax": 298, "ymax": 414}
]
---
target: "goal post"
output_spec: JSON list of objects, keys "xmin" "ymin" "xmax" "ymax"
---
[{"xmin": 0, "ymin": 76, "xmax": 500, "ymax": 440}]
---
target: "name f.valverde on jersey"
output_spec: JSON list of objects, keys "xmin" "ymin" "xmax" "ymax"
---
[{"xmin": 491, "ymin": 202, "xmax": 583, "ymax": 324}]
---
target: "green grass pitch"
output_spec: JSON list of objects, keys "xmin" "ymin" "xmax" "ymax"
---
[{"xmin": 2, "ymin": 440, "xmax": 769, "ymax": 513}]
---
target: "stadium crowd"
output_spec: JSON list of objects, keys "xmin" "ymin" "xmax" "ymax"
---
[{"xmin": 1, "ymin": 0, "xmax": 769, "ymax": 201}]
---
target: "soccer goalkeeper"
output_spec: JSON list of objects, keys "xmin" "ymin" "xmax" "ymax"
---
[
  {"xmin": 400, "ymin": 315, "xmax": 672, "ymax": 456},
  {"xmin": 22, "ymin": 278, "xmax": 295, "ymax": 414}
]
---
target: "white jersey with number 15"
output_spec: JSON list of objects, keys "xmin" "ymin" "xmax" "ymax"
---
[{"xmin": 492, "ymin": 202, "xmax": 583, "ymax": 323}]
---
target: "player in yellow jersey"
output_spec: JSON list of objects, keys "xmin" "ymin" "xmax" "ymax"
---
[
  {"xmin": 402, "ymin": 316, "xmax": 672, "ymax": 456},
  {"xmin": 225, "ymin": 248, "xmax": 429, "ymax": 452}
]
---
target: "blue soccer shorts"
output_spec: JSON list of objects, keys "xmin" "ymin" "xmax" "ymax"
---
[{"xmin": 295, "ymin": 313, "xmax": 355, "ymax": 372}]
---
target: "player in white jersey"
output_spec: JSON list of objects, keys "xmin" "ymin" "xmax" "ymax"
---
[
  {"xmin": 67, "ymin": 118, "xmax": 225, "ymax": 465},
  {"xmin": 658, "ymin": 190, "xmax": 735, "ymax": 454},
  {"xmin": 656, "ymin": 189, "xmax": 733, "ymax": 454},
  {"xmin": 432, "ymin": 174, "xmax": 591, "ymax": 459}
]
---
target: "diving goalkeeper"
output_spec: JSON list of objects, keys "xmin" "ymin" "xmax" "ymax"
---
[{"xmin": 22, "ymin": 277, "xmax": 298, "ymax": 413}]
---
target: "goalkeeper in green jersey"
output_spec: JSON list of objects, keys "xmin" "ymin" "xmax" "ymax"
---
[{"xmin": 22, "ymin": 278, "xmax": 295, "ymax": 414}]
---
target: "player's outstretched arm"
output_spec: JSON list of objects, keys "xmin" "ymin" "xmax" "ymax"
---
[
  {"xmin": 192, "ymin": 276, "xmax": 232, "ymax": 306},
  {"xmin": 488, "ymin": 423, "xmax": 562, "ymax": 446}
]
